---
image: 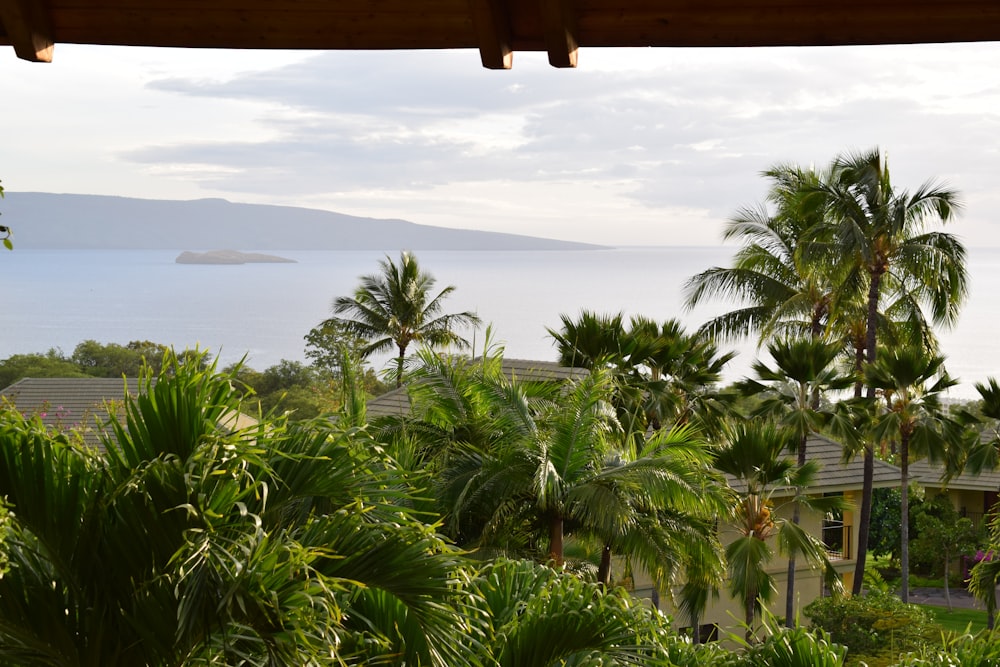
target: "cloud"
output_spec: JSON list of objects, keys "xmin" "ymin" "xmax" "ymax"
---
[{"xmin": 113, "ymin": 43, "xmax": 1000, "ymax": 244}]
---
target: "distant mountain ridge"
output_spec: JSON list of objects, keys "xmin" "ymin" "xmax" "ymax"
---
[{"xmin": 1, "ymin": 193, "xmax": 602, "ymax": 251}]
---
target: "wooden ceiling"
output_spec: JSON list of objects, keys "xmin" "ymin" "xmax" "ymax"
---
[{"xmin": 2, "ymin": 0, "xmax": 1000, "ymax": 70}]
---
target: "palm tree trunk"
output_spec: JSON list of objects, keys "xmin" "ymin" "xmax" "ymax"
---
[
  {"xmin": 853, "ymin": 268, "xmax": 883, "ymax": 596},
  {"xmin": 853, "ymin": 448, "xmax": 875, "ymax": 595},
  {"xmin": 549, "ymin": 515, "xmax": 564, "ymax": 565},
  {"xmin": 900, "ymin": 433, "xmax": 910, "ymax": 604},
  {"xmin": 785, "ymin": 432, "xmax": 808, "ymax": 627},
  {"xmin": 395, "ymin": 344, "xmax": 406, "ymax": 388},
  {"xmin": 597, "ymin": 544, "xmax": 612, "ymax": 587},
  {"xmin": 785, "ymin": 510, "xmax": 800, "ymax": 627}
]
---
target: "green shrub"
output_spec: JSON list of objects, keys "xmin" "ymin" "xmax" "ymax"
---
[
  {"xmin": 656, "ymin": 633, "xmax": 738, "ymax": 667},
  {"xmin": 804, "ymin": 591, "xmax": 940, "ymax": 663},
  {"xmin": 891, "ymin": 630, "xmax": 1000, "ymax": 666},
  {"xmin": 743, "ymin": 623, "xmax": 847, "ymax": 667}
]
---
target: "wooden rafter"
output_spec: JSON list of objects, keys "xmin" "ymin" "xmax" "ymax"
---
[
  {"xmin": 3, "ymin": 1, "xmax": 1000, "ymax": 69},
  {"xmin": 539, "ymin": 0, "xmax": 577, "ymax": 68},
  {"xmin": 468, "ymin": 0, "xmax": 513, "ymax": 69},
  {"xmin": 0, "ymin": 0, "xmax": 53, "ymax": 62}
]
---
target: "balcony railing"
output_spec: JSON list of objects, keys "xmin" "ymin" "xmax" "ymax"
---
[{"xmin": 823, "ymin": 522, "xmax": 852, "ymax": 561}]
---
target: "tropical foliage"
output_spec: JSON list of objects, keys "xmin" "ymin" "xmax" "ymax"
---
[
  {"xmin": 0, "ymin": 353, "xmax": 473, "ymax": 665},
  {"xmin": 377, "ymin": 344, "xmax": 727, "ymax": 610},
  {"xmin": 812, "ymin": 148, "xmax": 968, "ymax": 593}
]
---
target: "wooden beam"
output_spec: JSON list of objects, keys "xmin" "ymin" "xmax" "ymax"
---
[
  {"xmin": 468, "ymin": 0, "xmax": 513, "ymax": 69},
  {"xmin": 0, "ymin": 0, "xmax": 53, "ymax": 62},
  {"xmin": 539, "ymin": 0, "xmax": 577, "ymax": 67}
]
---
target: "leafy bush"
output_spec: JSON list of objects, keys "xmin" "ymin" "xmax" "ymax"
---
[
  {"xmin": 892, "ymin": 630, "xmax": 1000, "ymax": 666},
  {"xmin": 804, "ymin": 591, "xmax": 941, "ymax": 663},
  {"xmin": 658, "ymin": 633, "xmax": 738, "ymax": 667},
  {"xmin": 742, "ymin": 622, "xmax": 847, "ymax": 667}
]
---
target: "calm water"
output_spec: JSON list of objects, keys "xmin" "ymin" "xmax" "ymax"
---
[{"xmin": 4, "ymin": 247, "xmax": 999, "ymax": 399}]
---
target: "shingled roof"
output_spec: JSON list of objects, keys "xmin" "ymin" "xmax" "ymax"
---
[
  {"xmin": 725, "ymin": 433, "xmax": 902, "ymax": 495},
  {"xmin": 910, "ymin": 457, "xmax": 1000, "ymax": 493},
  {"xmin": 367, "ymin": 357, "xmax": 588, "ymax": 419},
  {"xmin": 0, "ymin": 376, "xmax": 257, "ymax": 447},
  {"xmin": 0, "ymin": 376, "xmax": 142, "ymax": 446},
  {"xmin": 802, "ymin": 433, "xmax": 901, "ymax": 493}
]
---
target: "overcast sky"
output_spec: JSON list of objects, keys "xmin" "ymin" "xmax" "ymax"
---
[{"xmin": 2, "ymin": 42, "xmax": 1000, "ymax": 247}]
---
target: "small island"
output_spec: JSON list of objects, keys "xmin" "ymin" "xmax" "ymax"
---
[{"xmin": 176, "ymin": 250, "xmax": 297, "ymax": 265}]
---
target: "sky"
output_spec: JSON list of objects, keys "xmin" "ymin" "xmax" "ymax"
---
[{"xmin": 2, "ymin": 42, "xmax": 1000, "ymax": 247}]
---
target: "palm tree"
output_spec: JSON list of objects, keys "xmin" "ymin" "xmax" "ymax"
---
[
  {"xmin": 865, "ymin": 345, "xmax": 960, "ymax": 604},
  {"xmin": 739, "ymin": 337, "xmax": 856, "ymax": 626},
  {"xmin": 626, "ymin": 315, "xmax": 737, "ymax": 435},
  {"xmin": 418, "ymin": 362, "xmax": 725, "ymax": 603},
  {"xmin": 684, "ymin": 164, "xmax": 840, "ymax": 344},
  {"xmin": 378, "ymin": 342, "xmax": 560, "ymax": 548},
  {"xmin": 713, "ymin": 420, "xmax": 845, "ymax": 641},
  {"xmin": 324, "ymin": 250, "xmax": 481, "ymax": 387},
  {"xmin": 548, "ymin": 312, "xmax": 736, "ymax": 438},
  {"xmin": 960, "ymin": 378, "xmax": 1000, "ymax": 483},
  {"xmin": 548, "ymin": 310, "xmax": 630, "ymax": 371},
  {"xmin": 813, "ymin": 147, "xmax": 967, "ymax": 594}
]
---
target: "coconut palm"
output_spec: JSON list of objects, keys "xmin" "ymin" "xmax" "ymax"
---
[
  {"xmin": 813, "ymin": 147, "xmax": 967, "ymax": 594},
  {"xmin": 739, "ymin": 337, "xmax": 856, "ymax": 626},
  {"xmin": 324, "ymin": 250, "xmax": 481, "ymax": 387},
  {"xmin": 713, "ymin": 420, "xmax": 845, "ymax": 641},
  {"xmin": 865, "ymin": 345, "xmax": 961, "ymax": 604},
  {"xmin": 684, "ymin": 164, "xmax": 841, "ymax": 344}
]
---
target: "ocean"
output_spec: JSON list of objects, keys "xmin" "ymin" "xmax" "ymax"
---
[{"xmin": 4, "ymin": 246, "xmax": 998, "ymax": 399}]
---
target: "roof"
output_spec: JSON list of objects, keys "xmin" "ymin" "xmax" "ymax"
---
[
  {"xmin": 0, "ymin": 376, "xmax": 258, "ymax": 447},
  {"xmin": 725, "ymin": 433, "xmax": 901, "ymax": 495},
  {"xmin": 0, "ymin": 376, "xmax": 142, "ymax": 446},
  {"xmin": 3, "ymin": 1, "xmax": 1000, "ymax": 69},
  {"xmin": 366, "ymin": 357, "xmax": 588, "ymax": 418},
  {"xmin": 910, "ymin": 457, "xmax": 1000, "ymax": 493},
  {"xmin": 802, "ymin": 433, "xmax": 901, "ymax": 493}
]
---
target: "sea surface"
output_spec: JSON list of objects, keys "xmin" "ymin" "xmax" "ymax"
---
[{"xmin": 4, "ymin": 246, "xmax": 999, "ymax": 399}]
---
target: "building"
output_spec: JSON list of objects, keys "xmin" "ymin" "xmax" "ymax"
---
[{"xmin": 644, "ymin": 433, "xmax": 901, "ymax": 639}]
